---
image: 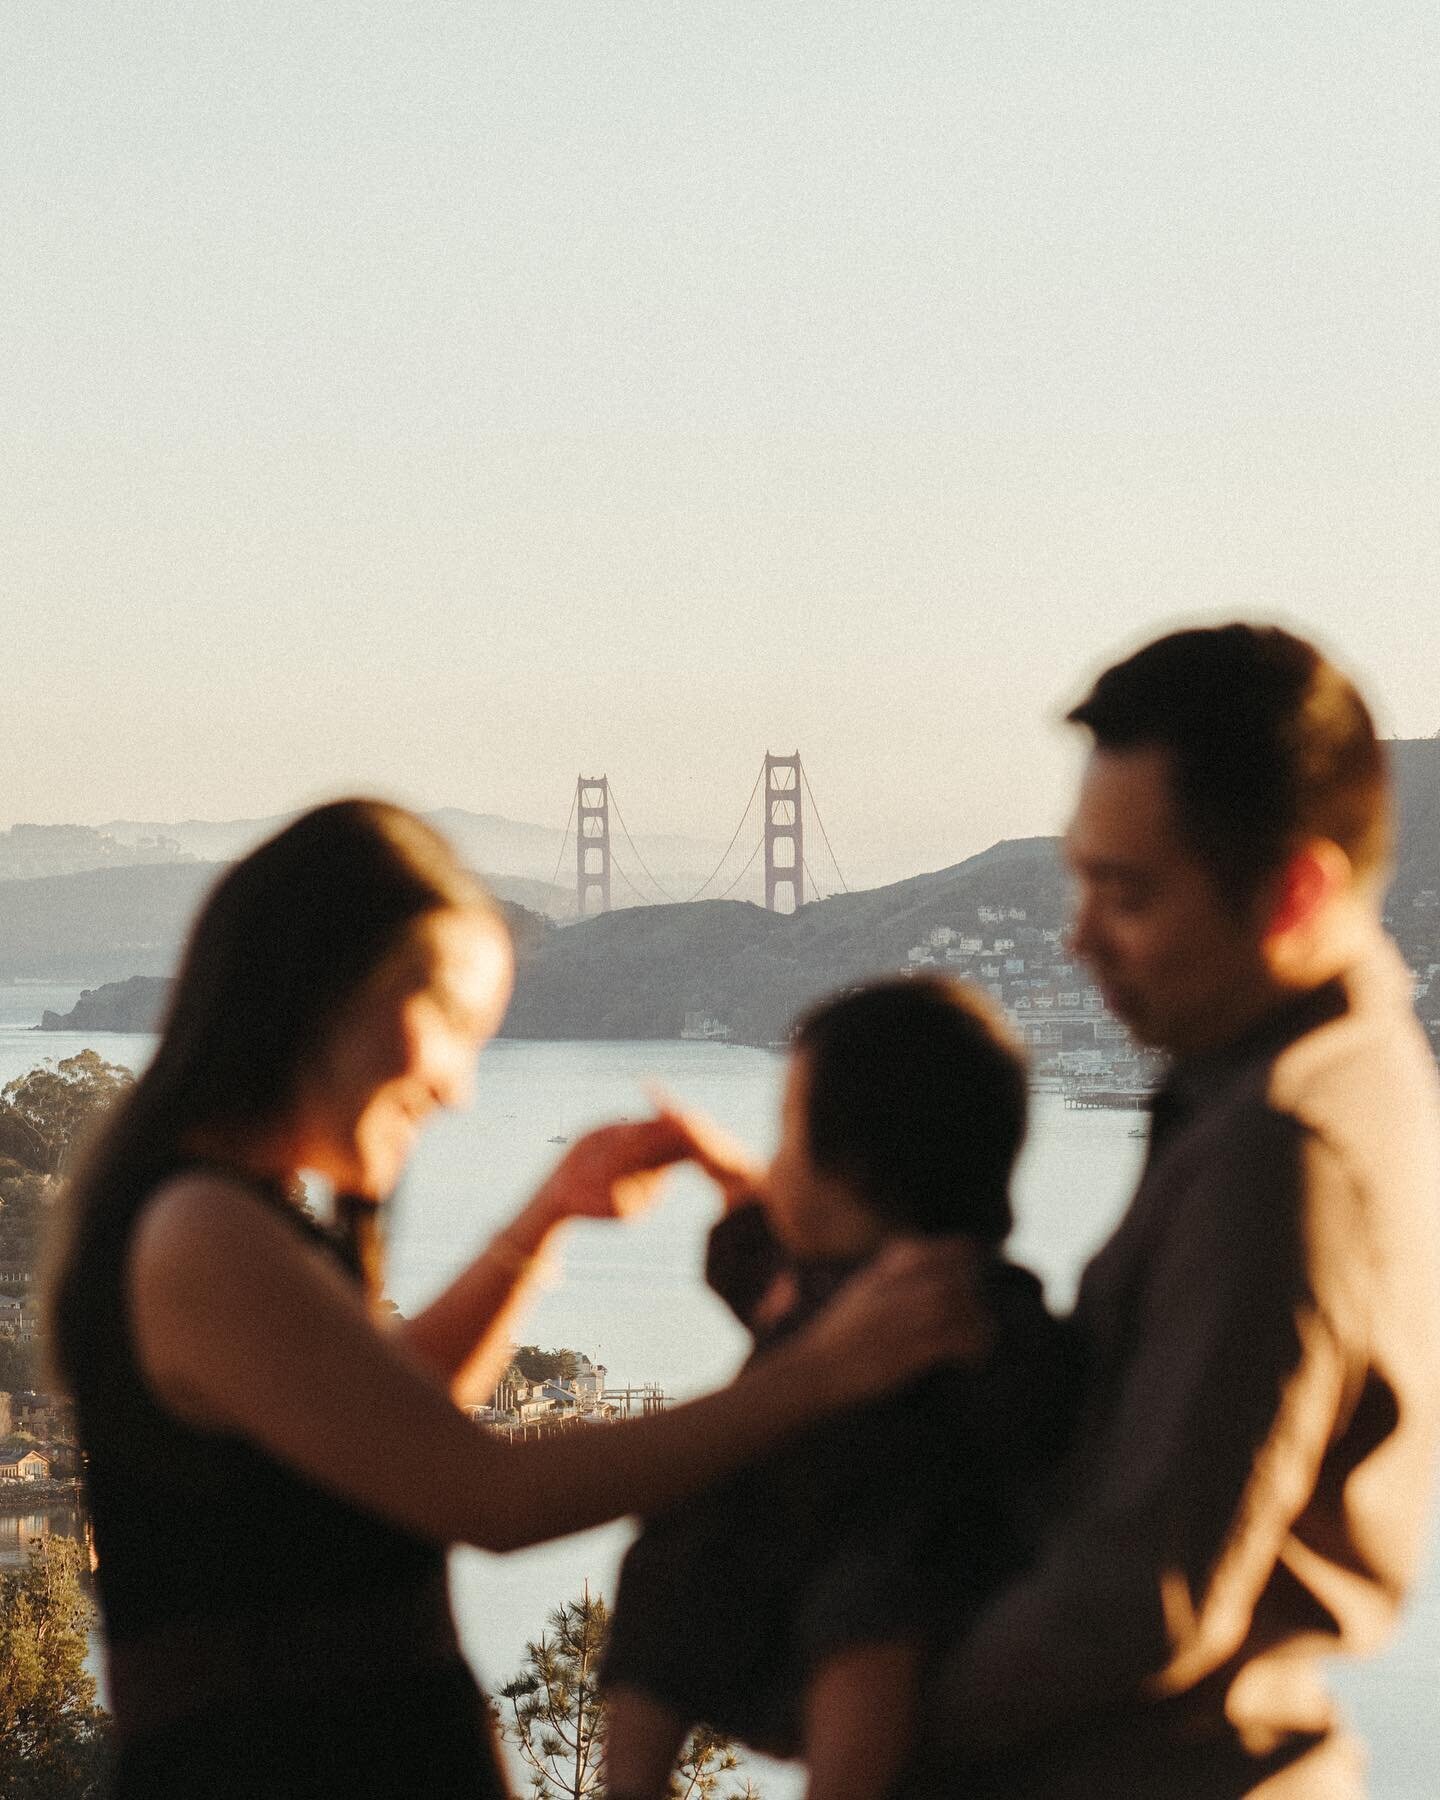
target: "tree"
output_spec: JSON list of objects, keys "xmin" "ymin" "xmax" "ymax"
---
[
  {"xmin": 0, "ymin": 1534, "xmax": 110, "ymax": 1798},
  {"xmin": 500, "ymin": 1588, "xmax": 608, "ymax": 1799},
  {"xmin": 670, "ymin": 1727, "xmax": 762, "ymax": 1800},
  {"xmin": 0, "ymin": 1053, "xmax": 135, "ymax": 1182},
  {"xmin": 0, "ymin": 1053, "xmax": 134, "ymax": 1296},
  {"xmin": 511, "ymin": 1345, "xmax": 581, "ymax": 1385},
  {"xmin": 498, "ymin": 1589, "xmax": 760, "ymax": 1800}
]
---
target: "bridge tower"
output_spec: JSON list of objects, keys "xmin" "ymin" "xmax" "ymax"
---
[
  {"xmin": 576, "ymin": 775, "xmax": 612, "ymax": 916},
  {"xmin": 764, "ymin": 751, "xmax": 805, "ymax": 914}
]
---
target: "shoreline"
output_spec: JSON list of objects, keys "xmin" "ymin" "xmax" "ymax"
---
[{"xmin": 0, "ymin": 1479, "xmax": 84, "ymax": 1512}]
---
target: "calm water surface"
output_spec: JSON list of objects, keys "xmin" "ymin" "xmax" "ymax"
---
[
  {"xmin": 2, "ymin": 988, "xmax": 1435, "ymax": 1797},
  {"xmin": 0, "ymin": 1503, "xmax": 87, "ymax": 1569}
]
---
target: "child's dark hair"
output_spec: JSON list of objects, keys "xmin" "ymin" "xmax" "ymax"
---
[{"xmin": 793, "ymin": 976, "xmax": 1026, "ymax": 1243}]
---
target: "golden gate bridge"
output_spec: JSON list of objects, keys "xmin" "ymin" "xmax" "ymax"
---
[{"xmin": 547, "ymin": 752, "xmax": 850, "ymax": 917}]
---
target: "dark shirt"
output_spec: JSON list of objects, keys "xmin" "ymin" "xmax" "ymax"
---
[
  {"xmin": 604, "ymin": 1202, "xmax": 1076, "ymax": 1755},
  {"xmin": 64, "ymin": 1168, "xmax": 440, "ymax": 1643},
  {"xmin": 57, "ymin": 1163, "xmax": 508, "ymax": 1798},
  {"xmin": 938, "ymin": 939, "xmax": 1440, "ymax": 1798}
]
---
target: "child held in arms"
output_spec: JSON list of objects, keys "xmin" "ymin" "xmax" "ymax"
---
[{"xmin": 602, "ymin": 977, "xmax": 1077, "ymax": 1800}]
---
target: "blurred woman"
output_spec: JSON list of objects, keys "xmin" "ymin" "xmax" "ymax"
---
[{"xmin": 49, "ymin": 800, "xmax": 975, "ymax": 1799}]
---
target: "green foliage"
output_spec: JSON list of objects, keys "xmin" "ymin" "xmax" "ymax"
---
[
  {"xmin": 501, "ymin": 1588, "xmax": 608, "ymax": 1798},
  {"xmin": 671, "ymin": 1728, "xmax": 761, "ymax": 1800},
  {"xmin": 498, "ymin": 1589, "xmax": 759, "ymax": 1800},
  {"xmin": 511, "ymin": 1345, "xmax": 580, "ymax": 1385},
  {"xmin": 0, "ymin": 1054, "xmax": 133, "ymax": 1296},
  {"xmin": 0, "ymin": 1053, "xmax": 135, "ymax": 1182},
  {"xmin": 0, "ymin": 1534, "xmax": 110, "ymax": 1798}
]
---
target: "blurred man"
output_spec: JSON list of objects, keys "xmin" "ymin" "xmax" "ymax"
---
[{"xmin": 932, "ymin": 624, "xmax": 1440, "ymax": 1797}]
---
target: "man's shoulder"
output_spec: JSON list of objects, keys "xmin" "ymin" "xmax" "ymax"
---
[
  {"xmin": 1173, "ymin": 945, "xmax": 1439, "ymax": 1186},
  {"xmin": 1267, "ymin": 987, "xmax": 1440, "ymax": 1165},
  {"xmin": 1132, "ymin": 956, "xmax": 1440, "ymax": 1304},
  {"xmin": 1149, "ymin": 1074, "xmax": 1308, "ymax": 1213},
  {"xmin": 1239, "ymin": 947, "xmax": 1440, "ymax": 1231}
]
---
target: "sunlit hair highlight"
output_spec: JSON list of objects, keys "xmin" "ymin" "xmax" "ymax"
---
[
  {"xmin": 1067, "ymin": 624, "xmax": 1391, "ymax": 909},
  {"xmin": 49, "ymin": 800, "xmax": 503, "ymax": 1377}
]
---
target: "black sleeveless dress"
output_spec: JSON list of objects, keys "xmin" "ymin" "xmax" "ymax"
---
[{"xmin": 58, "ymin": 1164, "xmax": 511, "ymax": 1799}]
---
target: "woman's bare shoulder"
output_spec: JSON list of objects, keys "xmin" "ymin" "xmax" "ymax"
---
[
  {"xmin": 128, "ymin": 1171, "xmax": 359, "ymax": 1431},
  {"xmin": 128, "ymin": 1170, "xmax": 342, "ymax": 1328}
]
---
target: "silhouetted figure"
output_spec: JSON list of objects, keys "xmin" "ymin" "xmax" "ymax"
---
[
  {"xmin": 48, "ymin": 801, "xmax": 980, "ymax": 1799},
  {"xmin": 929, "ymin": 625, "xmax": 1440, "ymax": 1798},
  {"xmin": 604, "ymin": 979, "xmax": 1077, "ymax": 1800}
]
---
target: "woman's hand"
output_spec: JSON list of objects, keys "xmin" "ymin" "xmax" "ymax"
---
[
  {"xmin": 532, "ymin": 1115, "xmax": 696, "ymax": 1226},
  {"xmin": 412, "ymin": 1116, "xmax": 695, "ymax": 1395},
  {"xmin": 786, "ymin": 1237, "xmax": 992, "ymax": 1408},
  {"xmin": 649, "ymin": 1092, "xmax": 766, "ymax": 1212}
]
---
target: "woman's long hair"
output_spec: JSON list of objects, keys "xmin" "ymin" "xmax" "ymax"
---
[{"xmin": 49, "ymin": 799, "xmax": 501, "ymax": 1383}]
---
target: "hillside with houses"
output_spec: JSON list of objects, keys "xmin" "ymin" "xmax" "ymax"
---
[
  {"xmin": 506, "ymin": 737, "xmax": 1440, "ymax": 1061},
  {"xmin": 24, "ymin": 740, "xmax": 1440, "ymax": 1068}
]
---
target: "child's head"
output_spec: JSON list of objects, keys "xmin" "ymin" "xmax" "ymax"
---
[{"xmin": 765, "ymin": 976, "xmax": 1027, "ymax": 1259}]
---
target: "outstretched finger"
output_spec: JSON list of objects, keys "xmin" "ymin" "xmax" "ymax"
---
[
  {"xmin": 580, "ymin": 1116, "xmax": 695, "ymax": 1173},
  {"xmin": 609, "ymin": 1168, "xmax": 670, "ymax": 1220},
  {"xmin": 644, "ymin": 1087, "xmax": 762, "ymax": 1194}
]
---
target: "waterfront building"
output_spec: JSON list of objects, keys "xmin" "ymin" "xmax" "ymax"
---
[{"xmin": 0, "ymin": 1440, "xmax": 50, "ymax": 1482}]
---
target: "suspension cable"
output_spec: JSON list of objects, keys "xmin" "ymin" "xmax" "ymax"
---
[
  {"xmin": 606, "ymin": 782, "xmax": 679, "ymax": 904},
  {"xmin": 548, "ymin": 785, "xmax": 578, "ymax": 896},
  {"xmin": 802, "ymin": 840, "xmax": 840, "ymax": 901},
  {"xmin": 800, "ymin": 765, "xmax": 849, "ymax": 893},
  {"xmin": 716, "ymin": 835, "xmax": 764, "ymax": 902},
  {"xmin": 554, "ymin": 757, "xmax": 830, "ymax": 910},
  {"xmin": 686, "ymin": 760, "xmax": 766, "ymax": 902},
  {"xmin": 606, "ymin": 851, "xmax": 654, "ymax": 906}
]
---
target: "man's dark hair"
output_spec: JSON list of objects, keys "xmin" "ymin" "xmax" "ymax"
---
[
  {"xmin": 793, "ymin": 976, "xmax": 1026, "ymax": 1243},
  {"xmin": 1067, "ymin": 624, "xmax": 1391, "ymax": 904}
]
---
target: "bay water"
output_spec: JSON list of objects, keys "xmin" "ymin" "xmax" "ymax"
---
[{"xmin": 2, "ymin": 986, "xmax": 1435, "ymax": 1797}]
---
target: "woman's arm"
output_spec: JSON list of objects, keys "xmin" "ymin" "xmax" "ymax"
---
[
  {"xmin": 395, "ymin": 1196, "xmax": 554, "ymax": 1405},
  {"xmin": 803, "ymin": 1643, "xmax": 922, "ymax": 1800},
  {"xmin": 128, "ymin": 1173, "xmax": 981, "ymax": 1555},
  {"xmin": 399, "ymin": 1117, "xmax": 693, "ymax": 1402}
]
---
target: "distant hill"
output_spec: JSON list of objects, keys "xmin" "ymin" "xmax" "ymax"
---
[
  {"xmin": 39, "ymin": 975, "xmax": 171, "ymax": 1033},
  {"xmin": 0, "ymin": 861, "xmax": 555, "ymax": 984},
  {"xmin": 503, "ymin": 837, "xmax": 1070, "ymax": 1044},
  {"xmin": 0, "ymin": 822, "xmax": 190, "ymax": 882},
  {"xmin": 1392, "ymin": 738, "xmax": 1440, "ymax": 892},
  {"xmin": 19, "ymin": 742, "xmax": 1438, "ymax": 1041},
  {"xmin": 34, "ymin": 901, "xmax": 552, "ymax": 1031},
  {"xmin": 0, "ymin": 863, "xmax": 221, "ymax": 983},
  {"xmin": 99, "ymin": 814, "xmax": 291, "ymax": 864},
  {"xmin": 31, "ymin": 838, "xmax": 1065, "ymax": 1039},
  {"xmin": 97, "ymin": 807, "xmax": 724, "ymax": 913}
]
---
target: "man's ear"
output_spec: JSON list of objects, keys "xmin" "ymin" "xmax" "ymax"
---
[{"xmin": 1263, "ymin": 839, "xmax": 1351, "ymax": 940}]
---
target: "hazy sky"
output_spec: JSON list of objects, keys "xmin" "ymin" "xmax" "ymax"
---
[{"xmin": 4, "ymin": 3, "xmax": 1437, "ymax": 885}]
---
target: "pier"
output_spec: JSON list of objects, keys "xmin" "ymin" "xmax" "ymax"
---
[{"xmin": 1064, "ymin": 1087, "xmax": 1154, "ymax": 1112}]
